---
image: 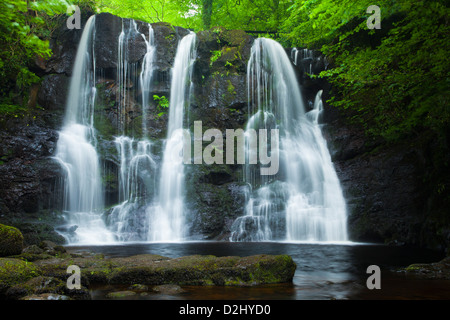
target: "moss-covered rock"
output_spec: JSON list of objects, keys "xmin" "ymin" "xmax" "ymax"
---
[
  {"xmin": 184, "ymin": 160, "xmax": 246, "ymax": 239},
  {"xmin": 6, "ymin": 276, "xmax": 66, "ymax": 299},
  {"xmin": 33, "ymin": 253, "xmax": 296, "ymax": 287},
  {"xmin": 0, "ymin": 224, "xmax": 24, "ymax": 257},
  {"xmin": 0, "ymin": 237, "xmax": 295, "ymax": 300},
  {"xmin": 152, "ymin": 284, "xmax": 185, "ymax": 294},
  {"xmin": 403, "ymin": 256, "xmax": 450, "ymax": 279},
  {"xmin": 106, "ymin": 290, "xmax": 137, "ymax": 299},
  {"xmin": 0, "ymin": 258, "xmax": 40, "ymax": 294},
  {"xmin": 21, "ymin": 293, "xmax": 70, "ymax": 300}
]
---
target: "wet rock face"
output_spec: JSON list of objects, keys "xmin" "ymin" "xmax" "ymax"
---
[
  {"xmin": 94, "ymin": 13, "xmax": 123, "ymax": 70},
  {"xmin": 322, "ymin": 107, "xmax": 450, "ymax": 251},
  {"xmin": 0, "ymin": 125, "xmax": 63, "ymax": 215},
  {"xmin": 338, "ymin": 142, "xmax": 424, "ymax": 244},
  {"xmin": 0, "ymin": 124, "xmax": 66, "ymax": 245},
  {"xmin": 193, "ymin": 28, "xmax": 252, "ymax": 116},
  {"xmin": 182, "ymin": 28, "xmax": 254, "ymax": 239}
]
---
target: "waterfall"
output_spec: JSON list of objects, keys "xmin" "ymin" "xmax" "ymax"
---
[
  {"xmin": 54, "ymin": 15, "xmax": 115, "ymax": 244},
  {"xmin": 107, "ymin": 21, "xmax": 157, "ymax": 242},
  {"xmin": 116, "ymin": 19, "xmax": 142, "ymax": 134},
  {"xmin": 291, "ymin": 47, "xmax": 315, "ymax": 74},
  {"xmin": 148, "ymin": 32, "xmax": 196, "ymax": 241},
  {"xmin": 140, "ymin": 24, "xmax": 156, "ymax": 138},
  {"xmin": 53, "ymin": 16, "xmax": 344, "ymax": 244},
  {"xmin": 231, "ymin": 38, "xmax": 348, "ymax": 242},
  {"xmin": 291, "ymin": 48, "xmax": 299, "ymax": 66},
  {"xmin": 107, "ymin": 136, "xmax": 157, "ymax": 241}
]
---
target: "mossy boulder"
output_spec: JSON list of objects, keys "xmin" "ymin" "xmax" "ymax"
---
[{"xmin": 0, "ymin": 224, "xmax": 24, "ymax": 257}]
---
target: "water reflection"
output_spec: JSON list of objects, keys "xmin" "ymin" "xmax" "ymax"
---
[{"xmin": 67, "ymin": 242, "xmax": 448, "ymax": 300}]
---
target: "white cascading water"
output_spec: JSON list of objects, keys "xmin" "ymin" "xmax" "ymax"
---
[
  {"xmin": 108, "ymin": 136, "xmax": 156, "ymax": 241},
  {"xmin": 231, "ymin": 38, "xmax": 348, "ymax": 242},
  {"xmin": 291, "ymin": 47, "xmax": 314, "ymax": 74},
  {"xmin": 54, "ymin": 16, "xmax": 115, "ymax": 244},
  {"xmin": 107, "ymin": 21, "xmax": 157, "ymax": 241},
  {"xmin": 140, "ymin": 24, "xmax": 156, "ymax": 138},
  {"xmin": 116, "ymin": 19, "xmax": 140, "ymax": 133},
  {"xmin": 148, "ymin": 32, "xmax": 196, "ymax": 241}
]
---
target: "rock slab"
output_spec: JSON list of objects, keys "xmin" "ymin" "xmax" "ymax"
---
[
  {"xmin": 0, "ymin": 250, "xmax": 296, "ymax": 299},
  {"xmin": 35, "ymin": 253, "xmax": 296, "ymax": 287}
]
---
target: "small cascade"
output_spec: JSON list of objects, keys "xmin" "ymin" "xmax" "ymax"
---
[
  {"xmin": 291, "ymin": 47, "xmax": 315, "ymax": 75},
  {"xmin": 54, "ymin": 16, "xmax": 115, "ymax": 244},
  {"xmin": 302, "ymin": 48, "xmax": 314, "ymax": 75},
  {"xmin": 291, "ymin": 48, "xmax": 299, "ymax": 66},
  {"xmin": 231, "ymin": 38, "xmax": 347, "ymax": 242},
  {"xmin": 285, "ymin": 90, "xmax": 347, "ymax": 241},
  {"xmin": 116, "ymin": 19, "xmax": 141, "ymax": 134},
  {"xmin": 107, "ymin": 21, "xmax": 157, "ymax": 242},
  {"xmin": 107, "ymin": 136, "xmax": 156, "ymax": 241},
  {"xmin": 148, "ymin": 32, "xmax": 196, "ymax": 242},
  {"xmin": 139, "ymin": 24, "xmax": 156, "ymax": 137}
]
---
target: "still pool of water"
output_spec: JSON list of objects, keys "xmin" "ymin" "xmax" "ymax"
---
[{"xmin": 66, "ymin": 241, "xmax": 449, "ymax": 300}]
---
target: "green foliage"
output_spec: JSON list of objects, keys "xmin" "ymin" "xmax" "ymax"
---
[
  {"xmin": 210, "ymin": 50, "xmax": 222, "ymax": 65},
  {"xmin": 0, "ymin": 104, "xmax": 28, "ymax": 118},
  {"xmin": 98, "ymin": 0, "xmax": 203, "ymax": 29},
  {"xmin": 204, "ymin": 0, "xmax": 291, "ymax": 32},
  {"xmin": 202, "ymin": 0, "xmax": 213, "ymax": 29},
  {"xmin": 98, "ymin": 0, "xmax": 291, "ymax": 32},
  {"xmin": 153, "ymin": 94, "xmax": 169, "ymax": 109},
  {"xmin": 153, "ymin": 94, "xmax": 169, "ymax": 117},
  {"xmin": 0, "ymin": 0, "xmax": 72, "ymax": 114},
  {"xmin": 226, "ymin": 80, "xmax": 235, "ymax": 94},
  {"xmin": 283, "ymin": 0, "xmax": 449, "ymax": 142}
]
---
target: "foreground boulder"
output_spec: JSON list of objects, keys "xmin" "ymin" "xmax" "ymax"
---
[
  {"xmin": 35, "ymin": 253, "xmax": 296, "ymax": 287},
  {"xmin": 0, "ymin": 251, "xmax": 296, "ymax": 299},
  {"xmin": 0, "ymin": 224, "xmax": 24, "ymax": 257}
]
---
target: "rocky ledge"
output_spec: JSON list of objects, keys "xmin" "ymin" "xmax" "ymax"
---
[
  {"xmin": 0, "ymin": 241, "xmax": 296, "ymax": 300},
  {"xmin": 401, "ymin": 257, "xmax": 450, "ymax": 280}
]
